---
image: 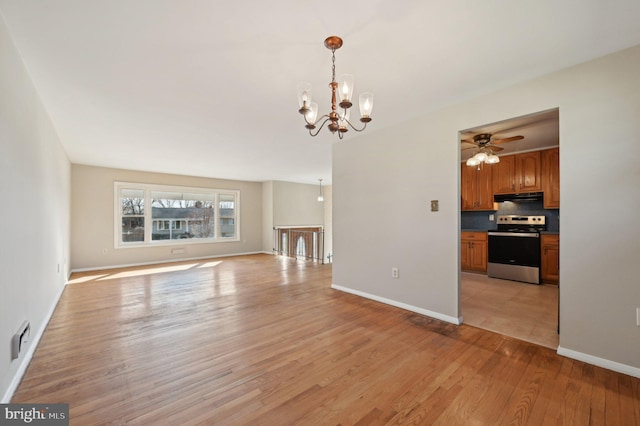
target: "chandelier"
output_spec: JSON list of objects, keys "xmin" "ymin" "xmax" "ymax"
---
[{"xmin": 297, "ymin": 36, "xmax": 373, "ymax": 139}]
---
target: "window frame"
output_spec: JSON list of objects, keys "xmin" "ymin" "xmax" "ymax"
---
[{"xmin": 114, "ymin": 182, "xmax": 240, "ymax": 249}]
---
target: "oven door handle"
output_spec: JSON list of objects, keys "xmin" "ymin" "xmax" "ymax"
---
[{"xmin": 488, "ymin": 232, "xmax": 539, "ymax": 238}]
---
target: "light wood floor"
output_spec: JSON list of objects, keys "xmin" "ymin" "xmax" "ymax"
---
[
  {"xmin": 460, "ymin": 272, "xmax": 559, "ymax": 349},
  {"xmin": 13, "ymin": 254, "xmax": 640, "ymax": 425}
]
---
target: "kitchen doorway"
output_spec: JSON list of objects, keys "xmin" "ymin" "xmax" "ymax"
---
[{"xmin": 459, "ymin": 109, "xmax": 560, "ymax": 349}]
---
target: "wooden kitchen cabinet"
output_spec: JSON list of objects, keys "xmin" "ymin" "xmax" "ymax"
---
[
  {"xmin": 461, "ymin": 231, "xmax": 487, "ymax": 272},
  {"xmin": 492, "ymin": 151, "xmax": 542, "ymax": 194},
  {"xmin": 461, "ymin": 163, "xmax": 495, "ymax": 211},
  {"xmin": 542, "ymin": 148, "xmax": 560, "ymax": 208},
  {"xmin": 541, "ymin": 234, "xmax": 559, "ymax": 283}
]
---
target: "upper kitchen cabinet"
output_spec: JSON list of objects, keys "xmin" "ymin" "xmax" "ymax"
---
[
  {"xmin": 493, "ymin": 151, "xmax": 542, "ymax": 194},
  {"xmin": 542, "ymin": 148, "xmax": 560, "ymax": 208},
  {"xmin": 461, "ymin": 163, "xmax": 494, "ymax": 211}
]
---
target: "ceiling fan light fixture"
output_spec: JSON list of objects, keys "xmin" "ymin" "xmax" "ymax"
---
[
  {"xmin": 462, "ymin": 132, "xmax": 523, "ymax": 167},
  {"xmin": 485, "ymin": 153, "xmax": 500, "ymax": 164},
  {"xmin": 466, "ymin": 156, "xmax": 481, "ymax": 166},
  {"xmin": 473, "ymin": 151, "xmax": 488, "ymax": 162}
]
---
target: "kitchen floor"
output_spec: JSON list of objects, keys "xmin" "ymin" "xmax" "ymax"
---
[{"xmin": 460, "ymin": 272, "xmax": 559, "ymax": 349}]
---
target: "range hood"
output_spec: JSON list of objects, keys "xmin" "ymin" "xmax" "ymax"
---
[{"xmin": 494, "ymin": 192, "xmax": 543, "ymax": 202}]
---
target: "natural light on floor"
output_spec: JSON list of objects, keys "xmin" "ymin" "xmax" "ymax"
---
[{"xmin": 67, "ymin": 261, "xmax": 224, "ymax": 284}]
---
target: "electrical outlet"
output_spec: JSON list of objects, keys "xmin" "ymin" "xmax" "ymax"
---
[
  {"xmin": 391, "ymin": 267, "xmax": 399, "ymax": 279},
  {"xmin": 489, "ymin": 214, "xmax": 495, "ymax": 221},
  {"xmin": 11, "ymin": 321, "xmax": 30, "ymax": 360}
]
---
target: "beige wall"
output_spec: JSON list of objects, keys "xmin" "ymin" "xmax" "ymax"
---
[
  {"xmin": 1, "ymin": 17, "xmax": 71, "ymax": 401},
  {"xmin": 333, "ymin": 45, "xmax": 640, "ymax": 375},
  {"xmin": 322, "ymin": 185, "xmax": 333, "ymax": 263},
  {"xmin": 71, "ymin": 165, "xmax": 263, "ymax": 270},
  {"xmin": 262, "ymin": 180, "xmax": 328, "ymax": 259},
  {"xmin": 262, "ymin": 180, "xmax": 274, "ymax": 253},
  {"xmin": 272, "ymin": 180, "xmax": 324, "ymax": 227}
]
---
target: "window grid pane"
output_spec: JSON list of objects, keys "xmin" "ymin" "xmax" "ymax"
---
[{"xmin": 151, "ymin": 194, "xmax": 215, "ymax": 241}]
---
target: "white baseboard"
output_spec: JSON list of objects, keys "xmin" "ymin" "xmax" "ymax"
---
[
  {"xmin": 331, "ymin": 284, "xmax": 462, "ymax": 325},
  {"xmin": 557, "ymin": 346, "xmax": 640, "ymax": 378},
  {"xmin": 70, "ymin": 251, "xmax": 268, "ymax": 274},
  {"xmin": 1, "ymin": 283, "xmax": 66, "ymax": 403}
]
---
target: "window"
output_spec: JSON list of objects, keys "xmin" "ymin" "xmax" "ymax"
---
[
  {"xmin": 115, "ymin": 182, "xmax": 239, "ymax": 247},
  {"xmin": 121, "ymin": 189, "xmax": 145, "ymax": 243}
]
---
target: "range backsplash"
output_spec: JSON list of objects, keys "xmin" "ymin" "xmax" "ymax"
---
[{"xmin": 461, "ymin": 200, "xmax": 559, "ymax": 232}]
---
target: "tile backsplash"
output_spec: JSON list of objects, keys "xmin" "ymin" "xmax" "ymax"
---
[{"xmin": 461, "ymin": 200, "xmax": 559, "ymax": 232}]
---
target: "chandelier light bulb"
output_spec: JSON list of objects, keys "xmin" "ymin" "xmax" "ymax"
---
[
  {"xmin": 339, "ymin": 109, "xmax": 351, "ymax": 132},
  {"xmin": 297, "ymin": 82, "xmax": 313, "ymax": 109},
  {"xmin": 306, "ymin": 102, "xmax": 318, "ymax": 122},
  {"xmin": 338, "ymin": 74, "xmax": 354, "ymax": 103},
  {"xmin": 359, "ymin": 92, "xmax": 374, "ymax": 120}
]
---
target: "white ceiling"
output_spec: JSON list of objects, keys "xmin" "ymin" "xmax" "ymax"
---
[
  {"xmin": 460, "ymin": 108, "xmax": 560, "ymax": 161},
  {"xmin": 1, "ymin": 1, "xmax": 640, "ymax": 184}
]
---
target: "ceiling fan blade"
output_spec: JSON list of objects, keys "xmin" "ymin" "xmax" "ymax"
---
[
  {"xmin": 462, "ymin": 146, "xmax": 477, "ymax": 151},
  {"xmin": 460, "ymin": 139, "xmax": 475, "ymax": 145},
  {"xmin": 490, "ymin": 146, "xmax": 505, "ymax": 152},
  {"xmin": 492, "ymin": 135, "xmax": 524, "ymax": 144}
]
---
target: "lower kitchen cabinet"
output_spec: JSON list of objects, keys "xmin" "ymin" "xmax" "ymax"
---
[
  {"xmin": 461, "ymin": 231, "xmax": 487, "ymax": 272},
  {"xmin": 541, "ymin": 234, "xmax": 559, "ymax": 283}
]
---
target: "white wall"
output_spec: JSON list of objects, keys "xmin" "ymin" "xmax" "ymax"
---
[
  {"xmin": 333, "ymin": 45, "xmax": 640, "ymax": 374},
  {"xmin": 0, "ymin": 16, "xmax": 71, "ymax": 401},
  {"xmin": 71, "ymin": 165, "xmax": 263, "ymax": 271}
]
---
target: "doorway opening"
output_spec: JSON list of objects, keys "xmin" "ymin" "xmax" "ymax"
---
[{"xmin": 458, "ymin": 108, "xmax": 560, "ymax": 349}]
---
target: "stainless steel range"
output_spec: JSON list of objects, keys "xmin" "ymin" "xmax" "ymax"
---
[{"xmin": 487, "ymin": 215, "xmax": 546, "ymax": 284}]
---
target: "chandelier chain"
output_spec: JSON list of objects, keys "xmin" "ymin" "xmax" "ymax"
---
[{"xmin": 331, "ymin": 49, "xmax": 336, "ymax": 83}]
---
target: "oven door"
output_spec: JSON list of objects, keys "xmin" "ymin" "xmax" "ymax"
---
[{"xmin": 488, "ymin": 232, "xmax": 541, "ymax": 266}]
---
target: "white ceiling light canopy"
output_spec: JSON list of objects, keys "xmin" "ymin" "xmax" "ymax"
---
[{"xmin": 297, "ymin": 36, "xmax": 373, "ymax": 140}]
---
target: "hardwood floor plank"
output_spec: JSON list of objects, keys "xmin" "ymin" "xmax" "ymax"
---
[{"xmin": 10, "ymin": 254, "xmax": 640, "ymax": 425}]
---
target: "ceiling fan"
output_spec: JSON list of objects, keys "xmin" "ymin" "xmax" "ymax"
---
[{"xmin": 461, "ymin": 133, "xmax": 524, "ymax": 166}]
